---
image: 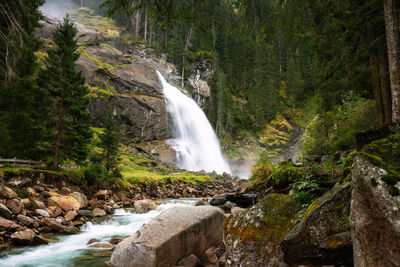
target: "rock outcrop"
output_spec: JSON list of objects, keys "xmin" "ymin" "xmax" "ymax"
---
[
  {"xmin": 35, "ymin": 15, "xmax": 175, "ymax": 143},
  {"xmin": 110, "ymin": 206, "xmax": 225, "ymax": 267},
  {"xmin": 350, "ymin": 155, "xmax": 400, "ymax": 267},
  {"xmin": 224, "ymin": 194, "xmax": 301, "ymax": 266},
  {"xmin": 281, "ymin": 183, "xmax": 352, "ymax": 266}
]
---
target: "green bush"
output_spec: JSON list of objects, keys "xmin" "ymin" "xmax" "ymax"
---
[
  {"xmin": 84, "ymin": 162, "xmax": 105, "ymax": 185},
  {"xmin": 290, "ymin": 177, "xmax": 320, "ymax": 205},
  {"xmin": 302, "ymin": 95, "xmax": 378, "ymax": 156}
]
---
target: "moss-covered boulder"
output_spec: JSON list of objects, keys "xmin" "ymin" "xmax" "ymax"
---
[
  {"xmin": 350, "ymin": 155, "xmax": 400, "ymax": 266},
  {"xmin": 223, "ymin": 194, "xmax": 301, "ymax": 266},
  {"xmin": 281, "ymin": 183, "xmax": 352, "ymax": 266}
]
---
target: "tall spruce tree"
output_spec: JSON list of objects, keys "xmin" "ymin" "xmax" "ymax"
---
[
  {"xmin": 39, "ymin": 17, "xmax": 92, "ymax": 168},
  {"xmin": 99, "ymin": 112, "xmax": 121, "ymax": 179}
]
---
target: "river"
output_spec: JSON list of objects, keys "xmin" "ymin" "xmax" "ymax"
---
[{"xmin": 0, "ymin": 199, "xmax": 197, "ymax": 267}]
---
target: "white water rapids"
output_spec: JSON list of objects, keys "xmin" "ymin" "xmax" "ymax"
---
[
  {"xmin": 157, "ymin": 71, "xmax": 231, "ymax": 175},
  {"xmin": 0, "ymin": 199, "xmax": 196, "ymax": 267}
]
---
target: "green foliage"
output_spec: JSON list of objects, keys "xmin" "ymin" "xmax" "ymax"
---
[
  {"xmin": 84, "ymin": 162, "xmax": 105, "ymax": 185},
  {"xmin": 290, "ymin": 177, "xmax": 320, "ymax": 205},
  {"xmin": 98, "ymin": 112, "xmax": 121, "ymax": 179},
  {"xmin": 38, "ymin": 17, "xmax": 93, "ymax": 167},
  {"xmin": 302, "ymin": 96, "xmax": 378, "ymax": 156}
]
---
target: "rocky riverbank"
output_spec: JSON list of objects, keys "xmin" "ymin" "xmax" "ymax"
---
[{"xmin": 0, "ymin": 168, "xmax": 242, "ymax": 252}]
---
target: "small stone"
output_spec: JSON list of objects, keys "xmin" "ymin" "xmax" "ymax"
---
[
  {"xmin": 48, "ymin": 206, "xmax": 63, "ymax": 217},
  {"xmin": 26, "ymin": 187, "xmax": 38, "ymax": 196},
  {"xmin": 94, "ymin": 190, "xmax": 108, "ymax": 200},
  {"xmin": 78, "ymin": 210, "xmax": 92, "ymax": 217},
  {"xmin": 0, "ymin": 217, "xmax": 22, "ymax": 231},
  {"xmin": 88, "ymin": 243, "xmax": 113, "ymax": 249},
  {"xmin": 35, "ymin": 209, "xmax": 50, "ymax": 218},
  {"xmin": 109, "ymin": 236, "xmax": 123, "ymax": 245},
  {"xmin": 93, "ymin": 208, "xmax": 106, "ymax": 217},
  {"xmin": 134, "ymin": 199, "xmax": 156, "ymax": 214},
  {"xmin": 64, "ymin": 210, "xmax": 78, "ymax": 221},
  {"xmin": 87, "ymin": 238, "xmax": 99, "ymax": 244},
  {"xmin": 29, "ymin": 198, "xmax": 46, "ymax": 210},
  {"xmin": 194, "ymin": 198, "xmax": 209, "ymax": 206},
  {"xmin": 178, "ymin": 254, "xmax": 202, "ymax": 267},
  {"xmin": 203, "ymin": 247, "xmax": 218, "ymax": 264}
]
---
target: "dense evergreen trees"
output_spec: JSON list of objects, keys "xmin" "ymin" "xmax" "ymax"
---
[{"xmin": 39, "ymin": 17, "xmax": 92, "ymax": 168}]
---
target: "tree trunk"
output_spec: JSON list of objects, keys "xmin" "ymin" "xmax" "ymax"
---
[
  {"xmin": 144, "ymin": 7, "xmax": 148, "ymax": 42},
  {"xmin": 135, "ymin": 10, "xmax": 141, "ymax": 39},
  {"xmin": 53, "ymin": 100, "xmax": 63, "ymax": 169},
  {"xmin": 379, "ymin": 49, "xmax": 392, "ymax": 124},
  {"xmin": 371, "ymin": 55, "xmax": 385, "ymax": 124},
  {"xmin": 384, "ymin": 0, "xmax": 400, "ymax": 123}
]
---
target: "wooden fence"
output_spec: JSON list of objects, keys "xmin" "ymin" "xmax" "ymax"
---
[{"xmin": 0, "ymin": 158, "xmax": 79, "ymax": 170}]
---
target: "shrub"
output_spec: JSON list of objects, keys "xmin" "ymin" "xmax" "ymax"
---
[{"xmin": 302, "ymin": 95, "xmax": 378, "ymax": 156}]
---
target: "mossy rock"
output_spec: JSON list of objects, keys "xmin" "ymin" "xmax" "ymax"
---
[
  {"xmin": 281, "ymin": 183, "xmax": 352, "ymax": 266},
  {"xmin": 224, "ymin": 194, "xmax": 301, "ymax": 266}
]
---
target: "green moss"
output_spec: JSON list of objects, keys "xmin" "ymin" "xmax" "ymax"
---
[
  {"xmin": 389, "ymin": 186, "xmax": 400, "ymax": 196},
  {"xmin": 370, "ymin": 178, "xmax": 378, "ymax": 187},
  {"xmin": 77, "ymin": 46, "xmax": 116, "ymax": 71},
  {"xmin": 381, "ymin": 173, "xmax": 400, "ymax": 186}
]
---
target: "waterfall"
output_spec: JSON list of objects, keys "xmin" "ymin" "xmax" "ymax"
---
[{"xmin": 157, "ymin": 71, "xmax": 231, "ymax": 175}]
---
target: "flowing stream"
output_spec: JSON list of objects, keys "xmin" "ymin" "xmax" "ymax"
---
[
  {"xmin": 0, "ymin": 199, "xmax": 197, "ymax": 267},
  {"xmin": 157, "ymin": 71, "xmax": 231, "ymax": 175}
]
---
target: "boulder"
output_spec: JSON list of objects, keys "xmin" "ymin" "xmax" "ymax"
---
[
  {"xmin": 93, "ymin": 208, "xmax": 106, "ymax": 217},
  {"xmin": 17, "ymin": 214, "xmax": 37, "ymax": 227},
  {"xmin": 29, "ymin": 198, "xmax": 47, "ymax": 210},
  {"xmin": 0, "ymin": 203, "xmax": 12, "ymax": 219},
  {"xmin": 281, "ymin": 183, "xmax": 352, "ymax": 266},
  {"xmin": 0, "ymin": 186, "xmax": 17, "ymax": 199},
  {"xmin": 64, "ymin": 210, "xmax": 78, "ymax": 221},
  {"xmin": 42, "ymin": 218, "xmax": 65, "ymax": 232},
  {"xmin": 350, "ymin": 155, "xmax": 400, "ymax": 266},
  {"xmin": 110, "ymin": 206, "xmax": 225, "ymax": 267},
  {"xmin": 0, "ymin": 216, "xmax": 23, "ymax": 231},
  {"xmin": 48, "ymin": 196, "xmax": 81, "ymax": 211},
  {"xmin": 10, "ymin": 229, "xmax": 36, "ymax": 245},
  {"xmin": 6, "ymin": 198, "xmax": 24, "ymax": 214},
  {"xmin": 224, "ymin": 194, "xmax": 301, "ymax": 266},
  {"xmin": 35, "ymin": 209, "xmax": 50, "ymax": 218},
  {"xmin": 48, "ymin": 206, "xmax": 63, "ymax": 217},
  {"xmin": 69, "ymin": 192, "xmax": 88, "ymax": 208},
  {"xmin": 134, "ymin": 199, "xmax": 156, "ymax": 214},
  {"xmin": 225, "ymin": 193, "xmax": 258, "ymax": 208},
  {"xmin": 209, "ymin": 196, "xmax": 227, "ymax": 206}
]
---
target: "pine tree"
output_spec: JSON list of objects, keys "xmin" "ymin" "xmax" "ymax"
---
[
  {"xmin": 39, "ymin": 16, "xmax": 92, "ymax": 168},
  {"xmin": 99, "ymin": 112, "xmax": 121, "ymax": 179}
]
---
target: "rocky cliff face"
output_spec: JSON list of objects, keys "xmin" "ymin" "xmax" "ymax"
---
[
  {"xmin": 35, "ymin": 15, "xmax": 181, "ymax": 143},
  {"xmin": 188, "ymin": 61, "xmax": 212, "ymax": 106}
]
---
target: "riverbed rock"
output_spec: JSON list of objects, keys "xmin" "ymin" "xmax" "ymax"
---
[
  {"xmin": 69, "ymin": 192, "xmax": 88, "ymax": 208},
  {"xmin": 78, "ymin": 210, "xmax": 93, "ymax": 217},
  {"xmin": 93, "ymin": 208, "xmax": 106, "ymax": 217},
  {"xmin": 0, "ymin": 186, "xmax": 17, "ymax": 199},
  {"xmin": 10, "ymin": 229, "xmax": 36, "ymax": 245},
  {"xmin": 48, "ymin": 196, "xmax": 81, "ymax": 211},
  {"xmin": 110, "ymin": 206, "xmax": 225, "ymax": 267},
  {"xmin": 94, "ymin": 190, "xmax": 108, "ymax": 200},
  {"xmin": 29, "ymin": 198, "xmax": 47, "ymax": 210},
  {"xmin": 16, "ymin": 214, "xmax": 37, "ymax": 228},
  {"xmin": 48, "ymin": 206, "xmax": 63, "ymax": 217},
  {"xmin": 0, "ymin": 217, "xmax": 22, "ymax": 231},
  {"xmin": 6, "ymin": 198, "xmax": 24, "ymax": 215},
  {"xmin": 43, "ymin": 218, "xmax": 65, "ymax": 232},
  {"xmin": 281, "ymin": 183, "xmax": 352, "ymax": 266},
  {"xmin": 64, "ymin": 210, "xmax": 78, "ymax": 221},
  {"xmin": 134, "ymin": 199, "xmax": 156, "ymax": 214},
  {"xmin": 178, "ymin": 254, "xmax": 202, "ymax": 267},
  {"xmin": 224, "ymin": 194, "xmax": 301, "ymax": 266},
  {"xmin": 0, "ymin": 203, "xmax": 12, "ymax": 219},
  {"xmin": 35, "ymin": 209, "xmax": 50, "ymax": 218},
  {"xmin": 350, "ymin": 155, "xmax": 400, "ymax": 267}
]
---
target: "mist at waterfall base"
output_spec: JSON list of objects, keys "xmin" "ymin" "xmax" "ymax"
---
[
  {"xmin": 156, "ymin": 71, "xmax": 252, "ymax": 177},
  {"xmin": 0, "ymin": 199, "xmax": 196, "ymax": 267},
  {"xmin": 39, "ymin": 0, "xmax": 73, "ymax": 18}
]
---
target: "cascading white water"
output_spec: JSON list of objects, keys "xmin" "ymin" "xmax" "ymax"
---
[
  {"xmin": 157, "ymin": 71, "xmax": 231, "ymax": 174},
  {"xmin": 0, "ymin": 199, "xmax": 196, "ymax": 267}
]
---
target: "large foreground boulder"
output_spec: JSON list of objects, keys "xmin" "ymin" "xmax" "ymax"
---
[
  {"xmin": 224, "ymin": 194, "xmax": 301, "ymax": 266},
  {"xmin": 281, "ymin": 183, "xmax": 352, "ymax": 266},
  {"xmin": 350, "ymin": 155, "xmax": 400, "ymax": 266},
  {"xmin": 110, "ymin": 206, "xmax": 225, "ymax": 267}
]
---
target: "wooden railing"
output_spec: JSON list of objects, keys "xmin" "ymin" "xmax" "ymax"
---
[{"xmin": 0, "ymin": 158, "xmax": 79, "ymax": 170}]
